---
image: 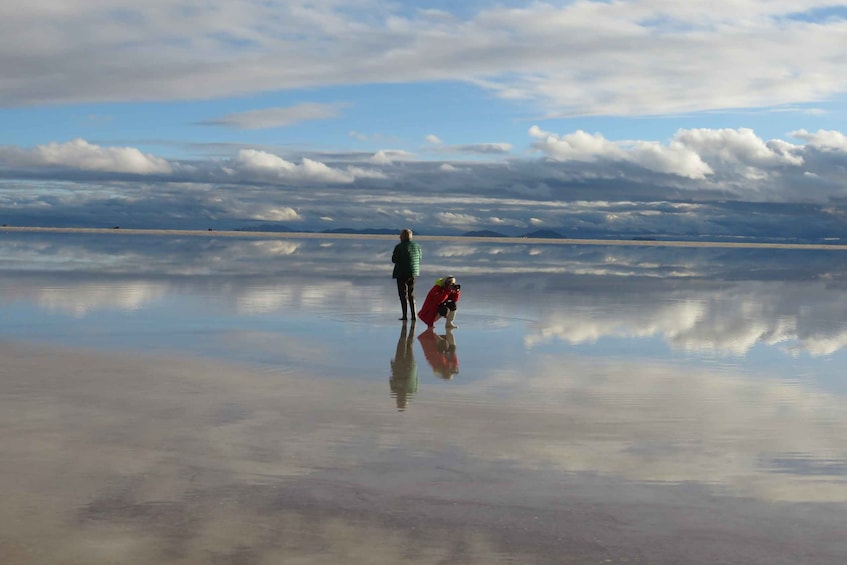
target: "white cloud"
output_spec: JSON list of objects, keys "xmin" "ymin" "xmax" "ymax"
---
[
  {"xmin": 436, "ymin": 212, "xmax": 480, "ymax": 226},
  {"xmin": 13, "ymin": 139, "xmax": 173, "ymax": 175},
  {"xmin": 253, "ymin": 206, "xmax": 301, "ymax": 222},
  {"xmin": 235, "ymin": 150, "xmax": 354, "ymax": 183},
  {"xmin": 368, "ymin": 150, "xmax": 413, "ymax": 165},
  {"xmin": 628, "ymin": 139, "xmax": 714, "ymax": 178},
  {"xmin": 674, "ymin": 128, "xmax": 804, "ymax": 169},
  {"xmin": 790, "ymin": 129, "xmax": 847, "ymax": 151},
  {"xmin": 425, "ymin": 134, "xmax": 442, "ymax": 145},
  {"xmin": 529, "ymin": 126, "xmax": 623, "ymax": 162},
  {"xmin": 369, "ymin": 150, "xmax": 394, "ymax": 165},
  {"xmin": 529, "ymin": 126, "xmax": 712, "ymax": 179}
]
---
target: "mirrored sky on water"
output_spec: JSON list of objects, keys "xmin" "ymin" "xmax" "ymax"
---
[{"xmin": 2, "ymin": 232, "xmax": 847, "ymax": 563}]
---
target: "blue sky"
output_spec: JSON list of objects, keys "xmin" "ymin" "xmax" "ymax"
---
[{"xmin": 3, "ymin": 1, "xmax": 847, "ymax": 238}]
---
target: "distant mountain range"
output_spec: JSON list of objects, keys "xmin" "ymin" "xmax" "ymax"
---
[
  {"xmin": 230, "ymin": 223, "xmax": 843, "ymax": 244},
  {"xmin": 235, "ymin": 224, "xmax": 398, "ymax": 235}
]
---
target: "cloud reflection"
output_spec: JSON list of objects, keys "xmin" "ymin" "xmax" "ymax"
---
[{"xmin": 3, "ymin": 233, "xmax": 847, "ymax": 359}]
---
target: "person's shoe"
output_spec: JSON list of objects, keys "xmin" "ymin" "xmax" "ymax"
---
[
  {"xmin": 399, "ymin": 317, "xmax": 408, "ymax": 321},
  {"xmin": 446, "ymin": 322, "xmax": 458, "ymax": 329}
]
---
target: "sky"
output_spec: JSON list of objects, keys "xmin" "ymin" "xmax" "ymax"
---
[{"xmin": 3, "ymin": 1, "xmax": 847, "ymax": 239}]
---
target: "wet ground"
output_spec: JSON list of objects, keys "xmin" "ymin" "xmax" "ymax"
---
[{"xmin": 1, "ymin": 231, "xmax": 847, "ymax": 564}]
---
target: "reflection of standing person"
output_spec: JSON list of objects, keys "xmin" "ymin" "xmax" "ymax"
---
[
  {"xmin": 390, "ymin": 321, "xmax": 418, "ymax": 410},
  {"xmin": 392, "ymin": 229, "xmax": 422, "ymax": 321},
  {"xmin": 417, "ymin": 276, "xmax": 461, "ymax": 329},
  {"xmin": 418, "ymin": 327, "xmax": 459, "ymax": 380}
]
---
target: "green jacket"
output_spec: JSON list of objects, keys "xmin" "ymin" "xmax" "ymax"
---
[{"xmin": 392, "ymin": 240, "xmax": 422, "ymax": 278}]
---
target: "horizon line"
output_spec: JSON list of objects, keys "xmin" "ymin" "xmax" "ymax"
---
[{"xmin": 4, "ymin": 226, "xmax": 847, "ymax": 251}]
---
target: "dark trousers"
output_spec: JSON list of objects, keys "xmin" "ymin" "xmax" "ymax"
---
[{"xmin": 396, "ymin": 276, "xmax": 416, "ymax": 319}]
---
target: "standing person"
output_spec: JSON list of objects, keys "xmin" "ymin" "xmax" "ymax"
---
[
  {"xmin": 391, "ymin": 228, "xmax": 422, "ymax": 321},
  {"xmin": 417, "ymin": 276, "xmax": 461, "ymax": 329}
]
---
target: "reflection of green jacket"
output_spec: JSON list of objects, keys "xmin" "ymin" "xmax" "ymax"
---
[
  {"xmin": 392, "ymin": 241, "xmax": 422, "ymax": 278},
  {"xmin": 390, "ymin": 330, "xmax": 418, "ymax": 409},
  {"xmin": 390, "ymin": 359, "xmax": 418, "ymax": 394}
]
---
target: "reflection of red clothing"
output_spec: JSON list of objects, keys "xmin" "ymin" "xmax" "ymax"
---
[
  {"xmin": 418, "ymin": 330, "xmax": 459, "ymax": 380},
  {"xmin": 417, "ymin": 284, "xmax": 460, "ymax": 327}
]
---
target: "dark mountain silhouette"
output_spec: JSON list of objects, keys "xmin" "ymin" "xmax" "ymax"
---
[
  {"xmin": 234, "ymin": 223, "xmax": 298, "ymax": 232},
  {"xmin": 462, "ymin": 230, "xmax": 508, "ymax": 237},
  {"xmin": 521, "ymin": 229, "xmax": 564, "ymax": 239},
  {"xmin": 322, "ymin": 227, "xmax": 398, "ymax": 235}
]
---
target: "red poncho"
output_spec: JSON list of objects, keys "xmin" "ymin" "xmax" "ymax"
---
[{"xmin": 417, "ymin": 281, "xmax": 461, "ymax": 327}]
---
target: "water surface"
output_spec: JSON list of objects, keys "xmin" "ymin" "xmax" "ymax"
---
[{"xmin": 1, "ymin": 232, "xmax": 846, "ymax": 564}]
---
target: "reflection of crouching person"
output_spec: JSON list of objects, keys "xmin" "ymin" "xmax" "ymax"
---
[{"xmin": 417, "ymin": 276, "xmax": 461, "ymax": 329}]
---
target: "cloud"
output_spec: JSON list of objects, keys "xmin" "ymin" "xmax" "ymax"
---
[
  {"xmin": 200, "ymin": 103, "xmax": 346, "ymax": 130},
  {"xmin": 529, "ymin": 126, "xmax": 712, "ymax": 179},
  {"xmin": 252, "ymin": 206, "xmax": 302, "ymax": 222},
  {"xmin": 4, "ymin": 139, "xmax": 173, "ymax": 175},
  {"xmin": 431, "ymin": 143, "xmax": 513, "ymax": 155},
  {"xmin": 3, "ymin": 125, "xmax": 847, "ymax": 235},
  {"xmin": 791, "ymin": 129, "xmax": 847, "ymax": 151},
  {"xmin": 3, "ymin": 2, "xmax": 847, "ymax": 116},
  {"xmin": 674, "ymin": 128, "xmax": 805, "ymax": 172},
  {"xmin": 425, "ymin": 134, "xmax": 442, "ymax": 145},
  {"xmin": 436, "ymin": 212, "xmax": 480, "ymax": 226},
  {"xmin": 369, "ymin": 150, "xmax": 394, "ymax": 165},
  {"xmin": 368, "ymin": 150, "xmax": 413, "ymax": 165},
  {"xmin": 233, "ymin": 149, "xmax": 354, "ymax": 183}
]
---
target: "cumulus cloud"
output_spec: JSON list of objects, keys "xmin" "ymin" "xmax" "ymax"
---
[
  {"xmin": 4, "ymin": 139, "xmax": 173, "ymax": 175},
  {"xmin": 529, "ymin": 126, "xmax": 712, "ymax": 179},
  {"xmin": 369, "ymin": 150, "xmax": 394, "ymax": 165},
  {"xmin": 790, "ymin": 129, "xmax": 847, "ymax": 151},
  {"xmin": 527, "ymin": 126, "xmax": 832, "ymax": 187},
  {"xmin": 674, "ymin": 128, "xmax": 804, "ymax": 170},
  {"xmin": 234, "ymin": 150, "xmax": 354, "ymax": 183}
]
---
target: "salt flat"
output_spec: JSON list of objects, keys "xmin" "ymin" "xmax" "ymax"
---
[{"xmin": 1, "ymin": 231, "xmax": 846, "ymax": 564}]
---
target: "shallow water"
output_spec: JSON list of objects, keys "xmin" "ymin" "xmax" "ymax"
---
[{"xmin": 1, "ymin": 232, "xmax": 847, "ymax": 564}]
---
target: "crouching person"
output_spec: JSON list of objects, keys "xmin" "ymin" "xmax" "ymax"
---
[{"xmin": 417, "ymin": 276, "xmax": 461, "ymax": 329}]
